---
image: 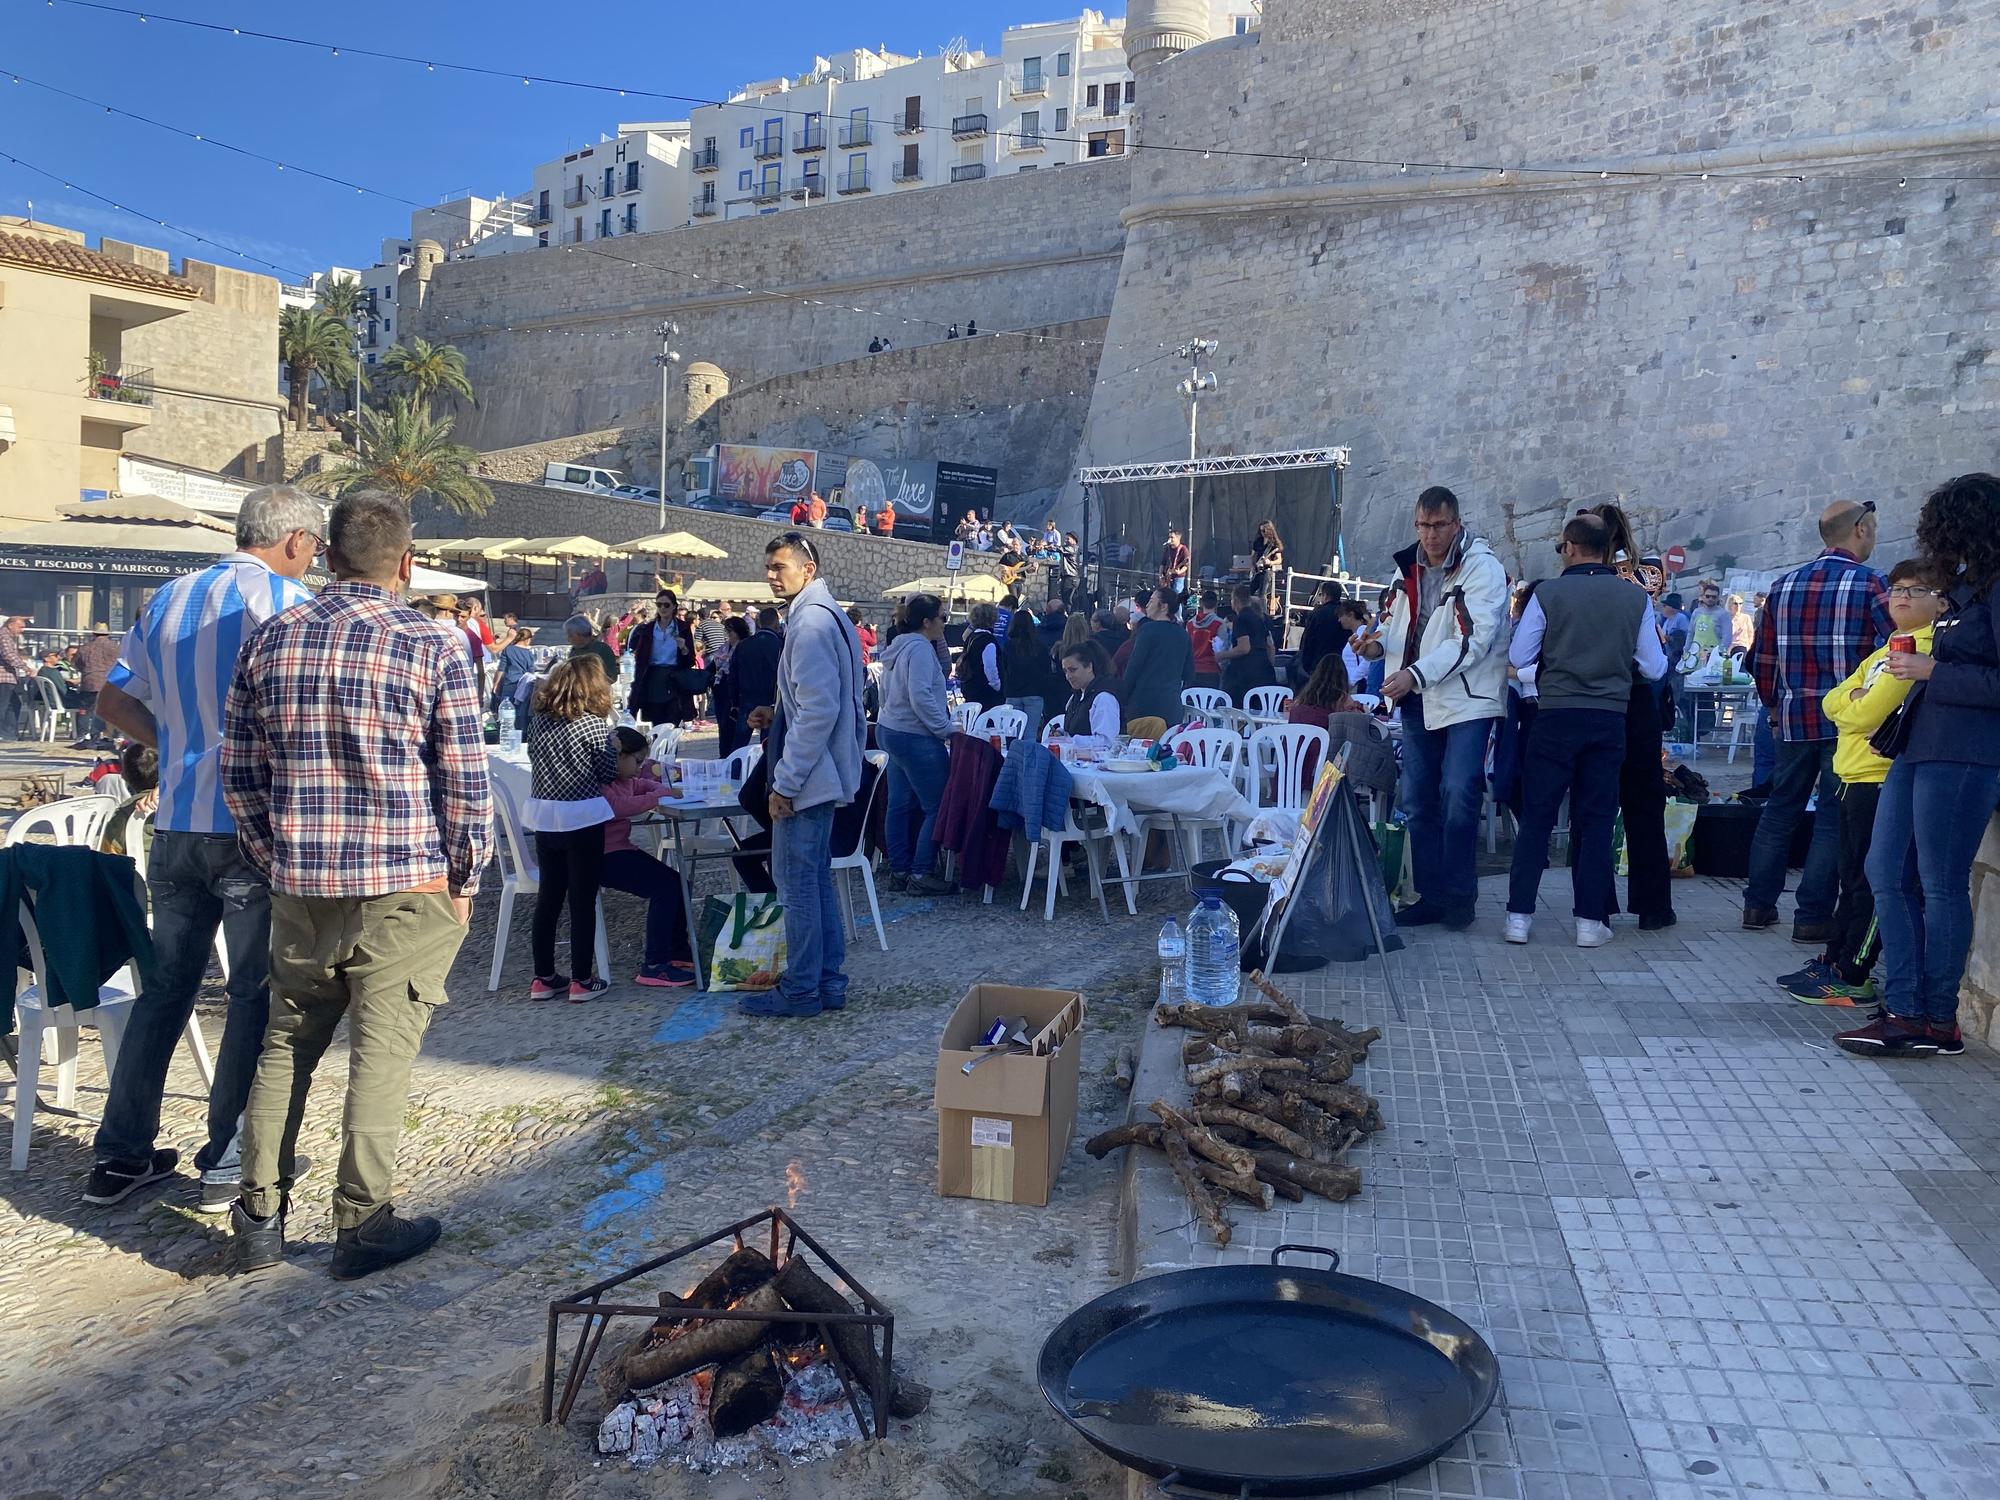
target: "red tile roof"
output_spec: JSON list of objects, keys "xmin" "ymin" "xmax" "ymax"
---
[{"xmin": 0, "ymin": 229, "xmax": 200, "ymax": 297}]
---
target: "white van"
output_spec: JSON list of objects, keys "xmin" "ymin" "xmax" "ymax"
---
[{"xmin": 543, "ymin": 462, "xmax": 624, "ymax": 494}]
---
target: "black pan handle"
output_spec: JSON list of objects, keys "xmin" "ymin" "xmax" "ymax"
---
[
  {"xmin": 1156, "ymin": 1474, "xmax": 1252, "ymax": 1500},
  {"xmin": 1271, "ymin": 1244, "xmax": 1341, "ymax": 1271}
]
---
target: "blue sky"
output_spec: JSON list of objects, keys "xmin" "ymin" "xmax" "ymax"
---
[{"xmin": 0, "ymin": 0, "xmax": 1070, "ymax": 277}]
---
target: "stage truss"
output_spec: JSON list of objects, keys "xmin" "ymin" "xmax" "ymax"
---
[{"xmin": 1076, "ymin": 447, "xmax": 1351, "ymax": 487}]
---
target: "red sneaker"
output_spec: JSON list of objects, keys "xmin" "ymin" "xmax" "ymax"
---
[
  {"xmin": 568, "ymin": 976, "xmax": 612, "ymax": 1003},
  {"xmin": 528, "ymin": 975, "xmax": 568, "ymax": 1001},
  {"xmin": 1930, "ymin": 1022, "xmax": 1966, "ymax": 1056},
  {"xmin": 1834, "ymin": 1015, "xmax": 1939, "ymax": 1057}
]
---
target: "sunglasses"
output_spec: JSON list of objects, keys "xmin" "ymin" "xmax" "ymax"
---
[{"xmin": 773, "ymin": 531, "xmax": 820, "ymax": 566}]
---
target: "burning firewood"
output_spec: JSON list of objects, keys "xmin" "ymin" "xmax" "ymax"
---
[
  {"xmin": 708, "ymin": 1346, "xmax": 785, "ymax": 1437},
  {"xmin": 619, "ymin": 1284, "xmax": 786, "ymax": 1392},
  {"xmin": 771, "ymin": 1258, "xmax": 932, "ymax": 1419}
]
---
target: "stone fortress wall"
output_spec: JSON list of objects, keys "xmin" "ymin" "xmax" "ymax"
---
[
  {"xmin": 1070, "ymin": 0, "xmax": 2000, "ymax": 579},
  {"xmin": 402, "ymin": 158, "xmax": 1133, "ymax": 458}
]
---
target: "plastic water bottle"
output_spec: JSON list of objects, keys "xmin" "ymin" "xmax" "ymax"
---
[
  {"xmin": 1185, "ymin": 893, "xmax": 1241, "ymax": 1008},
  {"xmin": 498, "ymin": 698, "xmax": 517, "ymax": 751},
  {"xmin": 1156, "ymin": 918, "xmax": 1186, "ymax": 1007}
]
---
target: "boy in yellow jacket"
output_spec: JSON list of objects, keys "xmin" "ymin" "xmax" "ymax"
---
[{"xmin": 1782, "ymin": 558, "xmax": 1947, "ymax": 1004}]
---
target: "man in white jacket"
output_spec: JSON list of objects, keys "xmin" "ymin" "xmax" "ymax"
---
[{"xmin": 1362, "ymin": 487, "xmax": 1511, "ymax": 929}]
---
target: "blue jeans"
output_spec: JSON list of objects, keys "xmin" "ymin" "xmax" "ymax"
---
[
  {"xmin": 600, "ymin": 848, "xmax": 691, "ymax": 967},
  {"xmin": 1744, "ymin": 738, "xmax": 1840, "ymax": 920},
  {"xmin": 1006, "ymin": 695, "xmax": 1045, "ymax": 738},
  {"xmin": 1506, "ymin": 707, "xmax": 1626, "ymax": 922},
  {"xmin": 1752, "ymin": 708, "xmax": 1777, "ymax": 789},
  {"xmin": 1397, "ymin": 695, "xmax": 1494, "ymax": 910},
  {"xmin": 1866, "ymin": 758, "xmax": 2000, "ymax": 1024},
  {"xmin": 94, "ymin": 830, "xmax": 272, "ymax": 1176},
  {"xmin": 878, "ymin": 726, "xmax": 950, "ymax": 876},
  {"xmin": 773, "ymin": 800, "xmax": 845, "ymax": 1012}
]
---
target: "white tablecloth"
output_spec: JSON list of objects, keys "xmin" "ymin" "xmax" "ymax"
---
[{"xmin": 1064, "ymin": 762, "xmax": 1253, "ymax": 838}]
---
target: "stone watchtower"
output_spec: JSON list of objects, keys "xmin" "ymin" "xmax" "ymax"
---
[
  {"xmin": 410, "ymin": 238, "xmax": 444, "ymax": 309},
  {"xmin": 1123, "ymin": 0, "xmax": 1211, "ymax": 71},
  {"xmin": 682, "ymin": 360, "xmax": 729, "ymax": 426}
]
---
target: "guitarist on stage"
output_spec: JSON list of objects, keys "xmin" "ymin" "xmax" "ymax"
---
[{"xmin": 1158, "ymin": 527, "xmax": 1191, "ymax": 601}]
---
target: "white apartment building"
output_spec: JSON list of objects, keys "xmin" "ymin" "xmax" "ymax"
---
[{"xmin": 527, "ymin": 123, "xmax": 695, "ymax": 249}]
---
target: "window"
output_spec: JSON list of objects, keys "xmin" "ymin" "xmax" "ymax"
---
[
  {"xmin": 1022, "ymin": 55, "xmax": 1042, "ymax": 89},
  {"xmin": 536, "ymin": 188, "xmax": 550, "ymax": 218},
  {"xmin": 1055, "ymin": 106, "xmax": 1068, "ymax": 132},
  {"xmin": 1086, "ymin": 84, "xmax": 1098, "ymax": 107},
  {"xmin": 704, "ymin": 134, "xmax": 717, "ymax": 152},
  {"xmin": 624, "ymin": 161, "xmax": 640, "ymax": 191},
  {"xmin": 537, "ymin": 230, "xmax": 548, "ymax": 247},
  {"xmin": 700, "ymin": 182, "xmax": 716, "ymax": 203},
  {"xmin": 1106, "ymin": 88, "xmax": 1121, "ymax": 117},
  {"xmin": 383, "ymin": 317, "xmax": 391, "ymax": 333},
  {"xmin": 598, "ymin": 207, "xmax": 612, "ymax": 236},
  {"xmin": 738, "ymin": 169, "xmax": 752, "ymax": 191},
  {"xmin": 1125, "ymin": 81, "xmax": 1135, "ymax": 103},
  {"xmin": 739, "ymin": 126, "xmax": 754, "ymax": 147},
  {"xmin": 759, "ymin": 163, "xmax": 781, "ymax": 195},
  {"xmin": 1234, "ymin": 14, "xmax": 1252, "ymax": 33},
  {"xmin": 602, "ymin": 166, "xmax": 615, "ymax": 197},
  {"xmin": 1056, "ymin": 51, "xmax": 1070, "ymax": 76},
  {"xmin": 1019, "ymin": 164, "xmax": 1037, "ymax": 172},
  {"xmin": 572, "ymin": 217, "xmax": 582, "ymax": 241},
  {"xmin": 383, "ymin": 285, "xmax": 392, "ymax": 301},
  {"xmin": 1021, "ymin": 109, "xmax": 1040, "ymax": 144}
]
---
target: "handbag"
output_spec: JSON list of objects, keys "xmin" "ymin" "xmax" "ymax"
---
[
  {"xmin": 1868, "ymin": 684, "xmax": 1924, "ymax": 760},
  {"xmin": 670, "ymin": 662, "xmax": 714, "ymax": 696}
]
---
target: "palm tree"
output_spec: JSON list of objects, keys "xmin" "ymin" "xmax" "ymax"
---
[
  {"xmin": 380, "ymin": 337, "xmax": 476, "ymax": 412},
  {"xmin": 278, "ymin": 306, "xmax": 357, "ymax": 431},
  {"xmin": 302, "ymin": 397, "xmax": 493, "ymax": 516},
  {"xmin": 315, "ymin": 273, "xmax": 364, "ymax": 323}
]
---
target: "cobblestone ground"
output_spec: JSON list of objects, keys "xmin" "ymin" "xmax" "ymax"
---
[
  {"xmin": 0, "ymin": 775, "xmax": 1188, "ymax": 1500},
  {"xmin": 1127, "ymin": 866, "xmax": 2000, "ymax": 1500}
]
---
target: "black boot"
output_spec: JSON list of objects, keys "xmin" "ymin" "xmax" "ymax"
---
[
  {"xmin": 329, "ymin": 1205, "xmax": 442, "ymax": 1281},
  {"xmin": 230, "ymin": 1197, "xmax": 287, "ymax": 1273}
]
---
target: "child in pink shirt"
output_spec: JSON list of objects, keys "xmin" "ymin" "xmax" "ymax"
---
[{"xmin": 602, "ymin": 726, "xmax": 696, "ymax": 987}]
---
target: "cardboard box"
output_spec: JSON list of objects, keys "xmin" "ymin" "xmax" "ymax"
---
[{"xmin": 935, "ymin": 984, "xmax": 1085, "ymax": 1207}]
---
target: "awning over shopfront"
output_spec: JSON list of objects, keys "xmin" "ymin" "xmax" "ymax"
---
[{"xmin": 616, "ymin": 531, "xmax": 728, "ymax": 560}]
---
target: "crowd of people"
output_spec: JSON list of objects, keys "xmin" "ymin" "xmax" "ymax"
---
[{"xmin": 29, "ymin": 462, "xmax": 2000, "ymax": 1286}]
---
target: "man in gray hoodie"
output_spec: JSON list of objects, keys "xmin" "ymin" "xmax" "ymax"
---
[{"xmin": 745, "ymin": 532, "xmax": 866, "ymax": 1018}]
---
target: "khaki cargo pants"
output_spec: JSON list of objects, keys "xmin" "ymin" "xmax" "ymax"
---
[{"xmin": 239, "ymin": 890, "xmax": 465, "ymax": 1228}]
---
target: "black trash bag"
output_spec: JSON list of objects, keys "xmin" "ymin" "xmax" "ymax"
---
[{"xmin": 1252, "ymin": 786, "xmax": 1406, "ymax": 970}]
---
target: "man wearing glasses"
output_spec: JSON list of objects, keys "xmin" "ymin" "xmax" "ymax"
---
[
  {"xmin": 1742, "ymin": 500, "xmax": 1892, "ymax": 939},
  {"xmin": 84, "ymin": 486, "xmax": 321, "ymax": 1211}
]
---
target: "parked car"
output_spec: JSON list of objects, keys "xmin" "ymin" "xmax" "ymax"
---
[
  {"xmin": 611, "ymin": 483, "xmax": 661, "ymax": 503},
  {"xmin": 543, "ymin": 462, "xmax": 624, "ymax": 494},
  {"xmin": 678, "ymin": 495, "xmax": 740, "ymax": 514}
]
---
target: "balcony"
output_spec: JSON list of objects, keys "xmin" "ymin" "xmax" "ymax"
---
[
  {"xmin": 951, "ymin": 112, "xmax": 990, "ymax": 138},
  {"xmin": 1008, "ymin": 131, "xmax": 1045, "ymax": 153},
  {"xmin": 1010, "ymin": 71, "xmax": 1047, "ymax": 99},
  {"xmin": 560, "ymin": 227, "xmax": 585, "ymax": 243},
  {"xmin": 838, "ymin": 121, "xmax": 872, "ymax": 148},
  {"xmin": 528, "ymin": 201, "xmax": 553, "ymax": 225},
  {"xmin": 894, "ymin": 109, "xmax": 924, "ymax": 135},
  {"xmin": 950, "ymin": 162, "xmax": 987, "ymax": 183},
  {"xmin": 691, "ymin": 145, "xmax": 720, "ymax": 172},
  {"xmin": 750, "ymin": 180, "xmax": 783, "ymax": 203},
  {"xmin": 795, "ymin": 176, "xmax": 826, "ymax": 199},
  {"xmin": 836, "ymin": 166, "xmax": 871, "ymax": 194},
  {"xmin": 85, "ymin": 363, "xmax": 155, "ymax": 414},
  {"xmin": 892, "ymin": 157, "xmax": 924, "ymax": 183},
  {"xmin": 563, "ymin": 185, "xmax": 589, "ymax": 208},
  {"xmin": 619, "ymin": 169, "xmax": 641, "ymax": 195},
  {"xmin": 690, "ymin": 195, "xmax": 718, "ymax": 217},
  {"xmin": 794, "ymin": 124, "xmax": 825, "ymax": 152},
  {"xmin": 752, "ymin": 134, "xmax": 784, "ymax": 160}
]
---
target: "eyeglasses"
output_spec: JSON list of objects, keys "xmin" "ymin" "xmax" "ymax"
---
[
  {"xmin": 300, "ymin": 530, "xmax": 328, "ymax": 557},
  {"xmin": 1887, "ymin": 585, "xmax": 1943, "ymax": 599}
]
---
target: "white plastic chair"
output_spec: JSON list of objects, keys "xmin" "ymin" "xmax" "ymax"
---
[
  {"xmin": 10, "ymin": 893, "xmax": 213, "ymax": 1171},
  {"xmin": 27, "ymin": 677, "xmax": 73, "ymax": 743},
  {"xmin": 5, "ymin": 795, "xmax": 118, "ymax": 849},
  {"xmin": 1244, "ymin": 685, "xmax": 1295, "ymax": 720},
  {"xmin": 972, "ymin": 705, "xmax": 1028, "ymax": 742},
  {"xmin": 1019, "ymin": 797, "xmax": 1135, "ymax": 921},
  {"xmin": 950, "ymin": 701, "xmax": 981, "ymax": 734},
  {"xmin": 487, "ymin": 778, "xmax": 610, "ymax": 991},
  {"xmin": 1244, "ymin": 723, "xmax": 1329, "ymax": 816},
  {"xmin": 1349, "ymin": 693, "xmax": 1382, "ymax": 712},
  {"xmin": 720, "ymin": 742, "xmax": 763, "ymax": 785},
  {"xmin": 1140, "ymin": 729, "xmax": 1246, "ymax": 865},
  {"xmin": 1181, "ymin": 687, "xmax": 1231, "ymax": 722},
  {"xmin": 647, "ymin": 723, "xmax": 683, "ymax": 767},
  {"xmin": 830, "ymin": 770, "xmax": 887, "ymax": 952}
]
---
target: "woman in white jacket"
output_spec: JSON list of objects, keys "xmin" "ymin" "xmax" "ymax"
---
[{"xmin": 875, "ymin": 593, "xmax": 956, "ymax": 895}]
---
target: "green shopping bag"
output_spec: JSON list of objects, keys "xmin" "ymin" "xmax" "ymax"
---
[
  {"xmin": 1374, "ymin": 820, "xmax": 1411, "ymax": 904},
  {"xmin": 706, "ymin": 892, "xmax": 786, "ymax": 992}
]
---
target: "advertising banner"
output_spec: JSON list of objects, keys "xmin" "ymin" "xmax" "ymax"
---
[{"xmin": 714, "ymin": 445, "xmax": 817, "ymax": 510}]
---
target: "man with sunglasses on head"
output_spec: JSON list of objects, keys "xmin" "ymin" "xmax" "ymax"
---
[
  {"xmin": 83, "ymin": 485, "xmax": 322, "ymax": 1212},
  {"xmin": 1741, "ymin": 499, "xmax": 1892, "ymax": 940}
]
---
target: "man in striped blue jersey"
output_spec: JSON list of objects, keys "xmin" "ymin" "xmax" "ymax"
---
[{"xmin": 82, "ymin": 485, "xmax": 322, "ymax": 1211}]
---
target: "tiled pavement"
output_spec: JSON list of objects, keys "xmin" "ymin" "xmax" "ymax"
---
[{"xmin": 1124, "ymin": 869, "xmax": 2000, "ymax": 1500}]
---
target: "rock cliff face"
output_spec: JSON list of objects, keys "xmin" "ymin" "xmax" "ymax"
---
[{"xmin": 1070, "ymin": 0, "xmax": 2000, "ymax": 580}]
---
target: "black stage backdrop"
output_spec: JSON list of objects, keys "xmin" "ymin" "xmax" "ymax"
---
[{"xmin": 1091, "ymin": 467, "xmax": 1339, "ymax": 585}]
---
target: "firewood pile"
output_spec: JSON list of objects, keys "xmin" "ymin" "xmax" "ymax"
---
[
  {"xmin": 600, "ymin": 1246, "xmax": 929, "ymax": 1438},
  {"xmin": 1086, "ymin": 971, "xmax": 1383, "ymax": 1247}
]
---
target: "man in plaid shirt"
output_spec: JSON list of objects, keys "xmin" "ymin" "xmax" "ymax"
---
[
  {"xmin": 220, "ymin": 492, "xmax": 493, "ymax": 1280},
  {"xmin": 1742, "ymin": 501, "xmax": 1891, "ymax": 939}
]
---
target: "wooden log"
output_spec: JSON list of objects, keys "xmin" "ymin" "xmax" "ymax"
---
[
  {"xmin": 1289, "ymin": 1080, "xmax": 1385, "ymax": 1132},
  {"xmin": 1150, "ymin": 1099, "xmax": 1256, "ymax": 1177},
  {"xmin": 1235, "ymin": 1024, "xmax": 1328, "ymax": 1056},
  {"xmin": 621, "ymin": 1284, "xmax": 784, "ymax": 1391},
  {"xmin": 1247, "ymin": 970, "xmax": 1313, "ymax": 1027},
  {"xmin": 1156, "ymin": 1001, "xmax": 1297, "ymax": 1032},
  {"xmin": 772, "ymin": 1256, "xmax": 931, "ymax": 1419},
  {"xmin": 1195, "ymin": 1157, "xmax": 1274, "ymax": 1210},
  {"xmin": 709, "ymin": 1346, "xmax": 785, "ymax": 1436},
  {"xmin": 1322, "ymin": 1020, "xmax": 1383, "ymax": 1057},
  {"xmin": 604, "ymin": 1246, "xmax": 779, "ymax": 1396},
  {"xmin": 1194, "ymin": 1103, "xmax": 1316, "ymax": 1160},
  {"xmin": 1113, "ymin": 1046, "xmax": 1136, "ymax": 1092},
  {"xmin": 1160, "ymin": 1126, "xmax": 1232, "ymax": 1246},
  {"xmin": 1251, "ymin": 1149, "xmax": 1363, "ymax": 1202},
  {"xmin": 1306, "ymin": 1048, "xmax": 1355, "ymax": 1085},
  {"xmin": 1186, "ymin": 1055, "xmax": 1309, "ymax": 1091},
  {"xmin": 1084, "ymin": 1121, "xmax": 1163, "ymax": 1158},
  {"xmin": 1241, "ymin": 1088, "xmax": 1302, "ymax": 1126},
  {"xmin": 1252, "ymin": 1165, "xmax": 1307, "ymax": 1202}
]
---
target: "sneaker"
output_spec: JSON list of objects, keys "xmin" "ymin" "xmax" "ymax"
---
[
  {"xmin": 908, "ymin": 873, "xmax": 954, "ymax": 896},
  {"xmin": 1788, "ymin": 976, "xmax": 1878, "ymax": 1007},
  {"xmin": 82, "ymin": 1148, "xmax": 179, "ymax": 1206},
  {"xmin": 569, "ymin": 975, "xmax": 612, "ymax": 1002},
  {"xmin": 529, "ymin": 974, "xmax": 569, "ymax": 1001},
  {"xmin": 1834, "ymin": 1015, "xmax": 1940, "ymax": 1057},
  {"xmin": 197, "ymin": 1154, "xmax": 314, "ymax": 1214},
  {"xmin": 738, "ymin": 990, "xmax": 823, "ymax": 1018},
  {"xmin": 634, "ymin": 962, "xmax": 695, "ymax": 989},
  {"xmin": 1394, "ymin": 899, "xmax": 1447, "ymax": 928},
  {"xmin": 1742, "ymin": 906, "xmax": 1778, "ymax": 931},
  {"xmin": 1504, "ymin": 913, "xmax": 1532, "ymax": 945},
  {"xmin": 1637, "ymin": 911, "xmax": 1678, "ymax": 931},
  {"xmin": 1777, "ymin": 958, "xmax": 1838, "ymax": 992},
  {"xmin": 1791, "ymin": 920, "xmax": 1838, "ymax": 945},
  {"xmin": 328, "ymin": 1204, "xmax": 443, "ymax": 1281},
  {"xmin": 1930, "ymin": 1022, "xmax": 1966, "ymax": 1056},
  {"xmin": 1575, "ymin": 919, "xmax": 1614, "ymax": 949},
  {"xmin": 230, "ymin": 1199, "xmax": 287, "ymax": 1273},
  {"xmin": 885, "ymin": 872, "xmax": 910, "ymax": 894}
]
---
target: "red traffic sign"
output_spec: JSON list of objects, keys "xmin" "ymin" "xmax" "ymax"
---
[{"xmin": 1663, "ymin": 546, "xmax": 1688, "ymax": 574}]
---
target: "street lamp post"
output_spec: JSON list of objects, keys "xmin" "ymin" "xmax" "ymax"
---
[
  {"xmin": 652, "ymin": 321, "xmax": 681, "ymax": 531},
  {"xmin": 1175, "ymin": 338, "xmax": 1218, "ymax": 584}
]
